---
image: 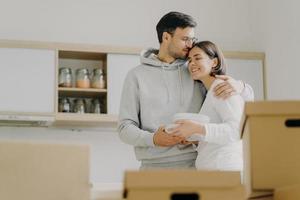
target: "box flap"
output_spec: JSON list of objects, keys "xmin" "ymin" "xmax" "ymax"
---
[
  {"xmin": 124, "ymin": 170, "xmax": 241, "ymax": 192},
  {"xmin": 240, "ymin": 101, "xmax": 300, "ymax": 138},
  {"xmin": 248, "ymin": 191, "xmax": 274, "ymax": 199},
  {"xmin": 240, "ymin": 109, "xmax": 248, "ymax": 139},
  {"xmin": 243, "ymin": 101, "xmax": 300, "ymax": 116}
]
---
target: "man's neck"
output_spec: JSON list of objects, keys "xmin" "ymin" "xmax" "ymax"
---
[{"xmin": 157, "ymin": 50, "xmax": 176, "ymax": 64}]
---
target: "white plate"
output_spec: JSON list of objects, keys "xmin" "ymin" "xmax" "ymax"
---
[
  {"xmin": 171, "ymin": 113, "xmax": 210, "ymax": 141},
  {"xmin": 165, "ymin": 123, "xmax": 179, "ymax": 134},
  {"xmin": 173, "ymin": 113, "xmax": 210, "ymax": 123}
]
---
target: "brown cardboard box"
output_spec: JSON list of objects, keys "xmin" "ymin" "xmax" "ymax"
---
[
  {"xmin": 248, "ymin": 192, "xmax": 274, "ymax": 200},
  {"xmin": 249, "ymin": 196, "xmax": 274, "ymax": 200},
  {"xmin": 0, "ymin": 140, "xmax": 90, "ymax": 200},
  {"xmin": 274, "ymin": 184, "xmax": 300, "ymax": 200},
  {"xmin": 124, "ymin": 170, "xmax": 246, "ymax": 200},
  {"xmin": 241, "ymin": 101, "xmax": 300, "ymax": 194}
]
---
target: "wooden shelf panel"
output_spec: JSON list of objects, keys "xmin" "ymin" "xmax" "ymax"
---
[
  {"xmin": 59, "ymin": 51, "xmax": 106, "ymax": 60},
  {"xmin": 58, "ymin": 87, "xmax": 107, "ymax": 98},
  {"xmin": 54, "ymin": 113, "xmax": 118, "ymax": 128}
]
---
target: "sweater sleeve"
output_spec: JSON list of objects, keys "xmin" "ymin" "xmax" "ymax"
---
[
  {"xmin": 241, "ymin": 82, "xmax": 254, "ymax": 101},
  {"xmin": 117, "ymin": 70, "xmax": 155, "ymax": 147},
  {"xmin": 203, "ymin": 94, "xmax": 244, "ymax": 145}
]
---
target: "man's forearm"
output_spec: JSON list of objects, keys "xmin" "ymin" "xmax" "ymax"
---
[{"xmin": 118, "ymin": 120, "xmax": 155, "ymax": 147}]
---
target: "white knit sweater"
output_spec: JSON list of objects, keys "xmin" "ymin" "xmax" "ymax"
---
[{"xmin": 195, "ymin": 79, "xmax": 244, "ymax": 171}]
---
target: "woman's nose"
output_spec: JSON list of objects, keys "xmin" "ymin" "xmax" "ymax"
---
[
  {"xmin": 188, "ymin": 62, "xmax": 195, "ymax": 70},
  {"xmin": 189, "ymin": 61, "xmax": 195, "ymax": 67}
]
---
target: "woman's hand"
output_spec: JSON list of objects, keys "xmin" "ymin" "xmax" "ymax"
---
[{"xmin": 168, "ymin": 120, "xmax": 205, "ymax": 139}]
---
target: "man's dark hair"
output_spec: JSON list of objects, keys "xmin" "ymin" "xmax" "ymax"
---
[{"xmin": 156, "ymin": 11, "xmax": 197, "ymax": 43}]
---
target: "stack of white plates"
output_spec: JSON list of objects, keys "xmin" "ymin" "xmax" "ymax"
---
[{"xmin": 165, "ymin": 113, "xmax": 210, "ymax": 141}]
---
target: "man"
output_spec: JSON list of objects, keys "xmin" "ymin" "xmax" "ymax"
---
[{"xmin": 118, "ymin": 11, "xmax": 253, "ymax": 169}]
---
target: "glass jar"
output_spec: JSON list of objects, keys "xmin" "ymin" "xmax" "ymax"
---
[
  {"xmin": 76, "ymin": 68, "xmax": 90, "ymax": 88},
  {"xmin": 91, "ymin": 68, "xmax": 106, "ymax": 89},
  {"xmin": 58, "ymin": 97, "xmax": 71, "ymax": 113},
  {"xmin": 91, "ymin": 99, "xmax": 101, "ymax": 114},
  {"xmin": 73, "ymin": 98, "xmax": 86, "ymax": 114},
  {"xmin": 58, "ymin": 68, "xmax": 72, "ymax": 87}
]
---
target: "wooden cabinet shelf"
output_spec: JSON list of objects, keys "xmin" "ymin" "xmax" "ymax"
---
[
  {"xmin": 57, "ymin": 50, "xmax": 108, "ymax": 115},
  {"xmin": 58, "ymin": 87, "xmax": 107, "ymax": 98},
  {"xmin": 54, "ymin": 113, "xmax": 117, "ymax": 128}
]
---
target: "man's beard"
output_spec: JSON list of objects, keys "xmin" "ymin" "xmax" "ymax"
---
[{"xmin": 169, "ymin": 48, "xmax": 188, "ymax": 60}]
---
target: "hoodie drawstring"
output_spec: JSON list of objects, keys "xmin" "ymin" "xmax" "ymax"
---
[
  {"xmin": 162, "ymin": 66, "xmax": 171, "ymax": 103},
  {"xmin": 162, "ymin": 66, "xmax": 184, "ymax": 105},
  {"xmin": 178, "ymin": 67, "xmax": 183, "ymax": 106}
]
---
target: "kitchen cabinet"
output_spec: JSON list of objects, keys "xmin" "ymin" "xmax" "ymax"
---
[
  {"xmin": 0, "ymin": 40, "xmax": 140, "ymax": 127},
  {"xmin": 0, "ymin": 48, "xmax": 55, "ymax": 113},
  {"xmin": 57, "ymin": 50, "xmax": 107, "ymax": 113},
  {"xmin": 0, "ymin": 40, "xmax": 266, "ymax": 127},
  {"xmin": 55, "ymin": 52, "xmax": 140, "ymax": 127},
  {"xmin": 52, "ymin": 43, "xmax": 140, "ymax": 127},
  {"xmin": 55, "ymin": 51, "xmax": 112, "ymax": 126}
]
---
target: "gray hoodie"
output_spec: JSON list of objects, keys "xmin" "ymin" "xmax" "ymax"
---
[{"xmin": 118, "ymin": 48, "xmax": 206, "ymax": 165}]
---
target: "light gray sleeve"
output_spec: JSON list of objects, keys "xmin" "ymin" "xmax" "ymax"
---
[
  {"xmin": 117, "ymin": 70, "xmax": 155, "ymax": 147},
  {"xmin": 240, "ymin": 82, "xmax": 254, "ymax": 101}
]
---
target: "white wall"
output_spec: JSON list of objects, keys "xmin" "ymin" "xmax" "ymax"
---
[
  {"xmin": 249, "ymin": 0, "xmax": 300, "ymax": 99},
  {"xmin": 0, "ymin": 0, "xmax": 253, "ymax": 50}
]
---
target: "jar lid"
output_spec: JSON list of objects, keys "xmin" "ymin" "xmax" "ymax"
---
[
  {"xmin": 59, "ymin": 67, "xmax": 72, "ymax": 73},
  {"xmin": 59, "ymin": 97, "xmax": 70, "ymax": 103},
  {"xmin": 76, "ymin": 68, "xmax": 89, "ymax": 74},
  {"xmin": 93, "ymin": 68, "xmax": 104, "ymax": 74}
]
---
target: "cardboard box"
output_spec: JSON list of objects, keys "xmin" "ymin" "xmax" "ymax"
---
[
  {"xmin": 274, "ymin": 184, "xmax": 300, "ymax": 200},
  {"xmin": 241, "ymin": 101, "xmax": 300, "ymax": 194},
  {"xmin": 0, "ymin": 140, "xmax": 90, "ymax": 200},
  {"xmin": 124, "ymin": 170, "xmax": 246, "ymax": 200},
  {"xmin": 249, "ymin": 196, "xmax": 274, "ymax": 200},
  {"xmin": 248, "ymin": 192, "xmax": 274, "ymax": 200}
]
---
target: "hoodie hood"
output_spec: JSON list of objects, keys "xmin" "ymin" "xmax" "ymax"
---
[
  {"xmin": 140, "ymin": 48, "xmax": 187, "ymax": 70},
  {"xmin": 140, "ymin": 48, "xmax": 188, "ymax": 105}
]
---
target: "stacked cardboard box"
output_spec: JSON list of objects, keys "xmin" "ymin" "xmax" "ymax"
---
[
  {"xmin": 0, "ymin": 141, "xmax": 90, "ymax": 200},
  {"xmin": 241, "ymin": 101, "xmax": 300, "ymax": 199},
  {"xmin": 124, "ymin": 170, "xmax": 245, "ymax": 200},
  {"xmin": 124, "ymin": 101, "xmax": 300, "ymax": 200}
]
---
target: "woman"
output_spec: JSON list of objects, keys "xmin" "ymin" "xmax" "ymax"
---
[{"xmin": 169, "ymin": 41, "xmax": 244, "ymax": 171}]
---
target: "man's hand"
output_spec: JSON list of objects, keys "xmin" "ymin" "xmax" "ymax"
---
[
  {"xmin": 214, "ymin": 75, "xmax": 244, "ymax": 99},
  {"xmin": 153, "ymin": 126, "xmax": 182, "ymax": 147}
]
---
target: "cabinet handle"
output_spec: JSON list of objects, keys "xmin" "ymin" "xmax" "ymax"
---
[
  {"xmin": 171, "ymin": 193, "xmax": 199, "ymax": 200},
  {"xmin": 285, "ymin": 119, "xmax": 300, "ymax": 127}
]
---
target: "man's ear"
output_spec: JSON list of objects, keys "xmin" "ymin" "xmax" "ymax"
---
[{"xmin": 162, "ymin": 32, "xmax": 171, "ymax": 43}]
